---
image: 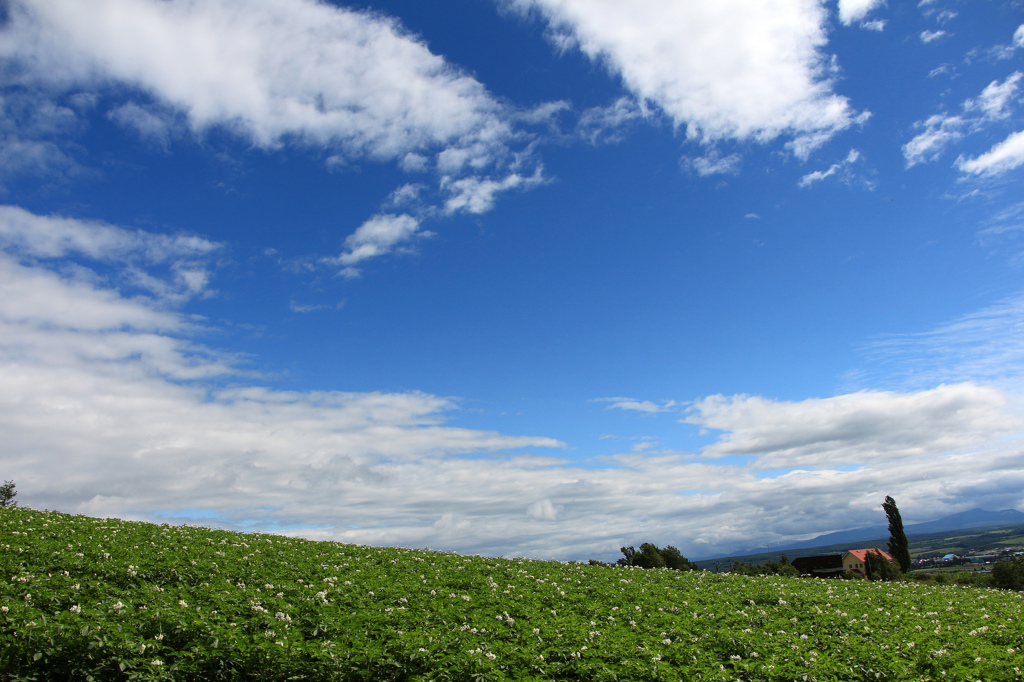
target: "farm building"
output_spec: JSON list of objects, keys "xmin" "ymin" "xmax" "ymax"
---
[
  {"xmin": 843, "ymin": 548, "xmax": 894, "ymax": 576},
  {"xmin": 791, "ymin": 554, "xmax": 845, "ymax": 577}
]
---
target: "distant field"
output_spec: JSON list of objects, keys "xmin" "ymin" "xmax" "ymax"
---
[{"xmin": 2, "ymin": 508, "xmax": 1023, "ymax": 681}]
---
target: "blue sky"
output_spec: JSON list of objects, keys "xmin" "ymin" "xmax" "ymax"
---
[{"xmin": 1, "ymin": 0, "xmax": 1023, "ymax": 561}]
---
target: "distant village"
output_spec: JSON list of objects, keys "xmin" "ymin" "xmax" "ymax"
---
[
  {"xmin": 793, "ymin": 545, "xmax": 1024, "ymax": 578},
  {"xmin": 911, "ymin": 546, "xmax": 1024, "ymax": 573}
]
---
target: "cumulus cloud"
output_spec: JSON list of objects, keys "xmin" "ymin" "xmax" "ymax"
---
[
  {"xmin": 442, "ymin": 168, "xmax": 545, "ymax": 216},
  {"xmin": 0, "ymin": 0, "xmax": 551, "ymax": 275},
  {"xmin": 966, "ymin": 72, "xmax": 1022, "ymax": 120},
  {"xmin": 903, "ymin": 115, "xmax": 966, "ymax": 167},
  {"xmin": 1, "ymin": 0, "xmax": 511, "ymax": 162},
  {"xmin": 685, "ymin": 383, "xmax": 1022, "ymax": 469},
  {"xmin": 838, "ymin": 0, "xmax": 885, "ymax": 27},
  {"xmin": 506, "ymin": 0, "xmax": 862, "ymax": 148},
  {"xmin": 336, "ymin": 213, "xmax": 426, "ymax": 275},
  {"xmin": 920, "ymin": 30, "xmax": 948, "ymax": 44}
]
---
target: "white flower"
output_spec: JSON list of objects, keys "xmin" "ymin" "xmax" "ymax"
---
[
  {"xmin": 112, "ymin": 601, "xmax": 125, "ymax": 610},
  {"xmin": 178, "ymin": 600, "xmax": 188, "ymax": 608},
  {"xmin": 69, "ymin": 605, "xmax": 81, "ymax": 614},
  {"xmin": 663, "ymin": 638, "xmax": 672, "ymax": 645},
  {"xmin": 151, "ymin": 659, "xmax": 164, "ymax": 666},
  {"xmin": 154, "ymin": 634, "xmax": 164, "ymax": 641}
]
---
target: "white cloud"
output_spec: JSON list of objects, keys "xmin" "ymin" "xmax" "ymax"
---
[
  {"xmin": 507, "ymin": 0, "xmax": 861, "ymax": 147},
  {"xmin": 903, "ymin": 115, "xmax": 965, "ymax": 167},
  {"xmin": 860, "ymin": 20, "xmax": 886, "ymax": 32},
  {"xmin": 685, "ymin": 383, "xmax": 1022, "ymax": 469},
  {"xmin": 965, "ymin": 72, "xmax": 1022, "ymax": 120},
  {"xmin": 598, "ymin": 397, "xmax": 676, "ymax": 413},
  {"xmin": 838, "ymin": 0, "xmax": 885, "ymax": 26},
  {"xmin": 682, "ymin": 151, "xmax": 742, "ymax": 177},
  {"xmin": 850, "ymin": 290, "xmax": 1024, "ymax": 392},
  {"xmin": 0, "ymin": 205, "xmax": 220, "ymax": 305},
  {"xmin": 1, "ymin": 0, "xmax": 511, "ymax": 164},
  {"xmin": 108, "ymin": 102, "xmax": 177, "ymax": 149},
  {"xmin": 1016, "ymin": 25, "xmax": 1024, "ymax": 49},
  {"xmin": 0, "ymin": 205, "xmax": 217, "ymax": 263},
  {"xmin": 1, "ymin": 0, "xmax": 551, "ymax": 274},
  {"xmin": 527, "ymin": 499, "xmax": 561, "ymax": 521},
  {"xmin": 798, "ymin": 148, "xmax": 862, "ymax": 187},
  {"xmin": 442, "ymin": 168, "xmax": 545, "ymax": 215},
  {"xmin": 904, "ymin": 73, "xmax": 1023, "ymax": 169},
  {"xmin": 0, "ymin": 92, "xmax": 87, "ymax": 186},
  {"xmin": 4, "ymin": 222, "xmax": 1024, "ymax": 559},
  {"xmin": 336, "ymin": 213, "xmax": 425, "ymax": 274},
  {"xmin": 576, "ymin": 97, "xmax": 648, "ymax": 145},
  {"xmin": 289, "ymin": 300, "xmax": 345, "ymax": 314},
  {"xmin": 920, "ymin": 30, "xmax": 948, "ymax": 43},
  {"xmin": 957, "ymin": 130, "xmax": 1024, "ymax": 176}
]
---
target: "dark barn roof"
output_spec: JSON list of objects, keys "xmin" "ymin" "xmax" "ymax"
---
[{"xmin": 792, "ymin": 554, "xmax": 845, "ymax": 576}]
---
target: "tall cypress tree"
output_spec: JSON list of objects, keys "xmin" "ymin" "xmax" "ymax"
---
[{"xmin": 882, "ymin": 496, "xmax": 911, "ymax": 573}]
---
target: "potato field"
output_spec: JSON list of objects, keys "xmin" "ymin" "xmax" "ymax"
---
[{"xmin": 1, "ymin": 508, "xmax": 1022, "ymax": 681}]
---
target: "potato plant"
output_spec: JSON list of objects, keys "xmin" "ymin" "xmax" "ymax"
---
[{"xmin": 1, "ymin": 508, "xmax": 1022, "ymax": 680}]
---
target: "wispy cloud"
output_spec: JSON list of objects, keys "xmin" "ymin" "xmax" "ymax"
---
[
  {"xmin": 849, "ymin": 290, "xmax": 1024, "ymax": 391},
  {"xmin": 798, "ymin": 149, "xmax": 865, "ymax": 188},
  {"xmin": 595, "ymin": 397, "xmax": 677, "ymax": 413},
  {"xmin": 904, "ymin": 72, "xmax": 1022, "ymax": 170},
  {"xmin": 957, "ymin": 130, "xmax": 1024, "ymax": 176},
  {"xmin": 682, "ymin": 151, "xmax": 742, "ymax": 177},
  {"xmin": 920, "ymin": 30, "xmax": 948, "ymax": 44}
]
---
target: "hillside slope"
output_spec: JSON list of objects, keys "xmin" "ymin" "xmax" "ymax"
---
[{"xmin": 2, "ymin": 508, "xmax": 1022, "ymax": 681}]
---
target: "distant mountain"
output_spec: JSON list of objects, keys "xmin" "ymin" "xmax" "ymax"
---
[
  {"xmin": 698, "ymin": 508, "xmax": 1024, "ymax": 560},
  {"xmin": 781, "ymin": 508, "xmax": 1024, "ymax": 552}
]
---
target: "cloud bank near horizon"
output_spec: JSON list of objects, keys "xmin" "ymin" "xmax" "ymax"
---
[{"xmin": 3, "ymin": 206, "xmax": 1023, "ymax": 560}]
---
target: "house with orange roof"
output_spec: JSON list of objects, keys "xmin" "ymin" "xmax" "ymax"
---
[{"xmin": 843, "ymin": 548, "xmax": 894, "ymax": 576}]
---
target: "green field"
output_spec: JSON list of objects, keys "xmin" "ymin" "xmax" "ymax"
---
[{"xmin": 2, "ymin": 508, "xmax": 1023, "ymax": 681}]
